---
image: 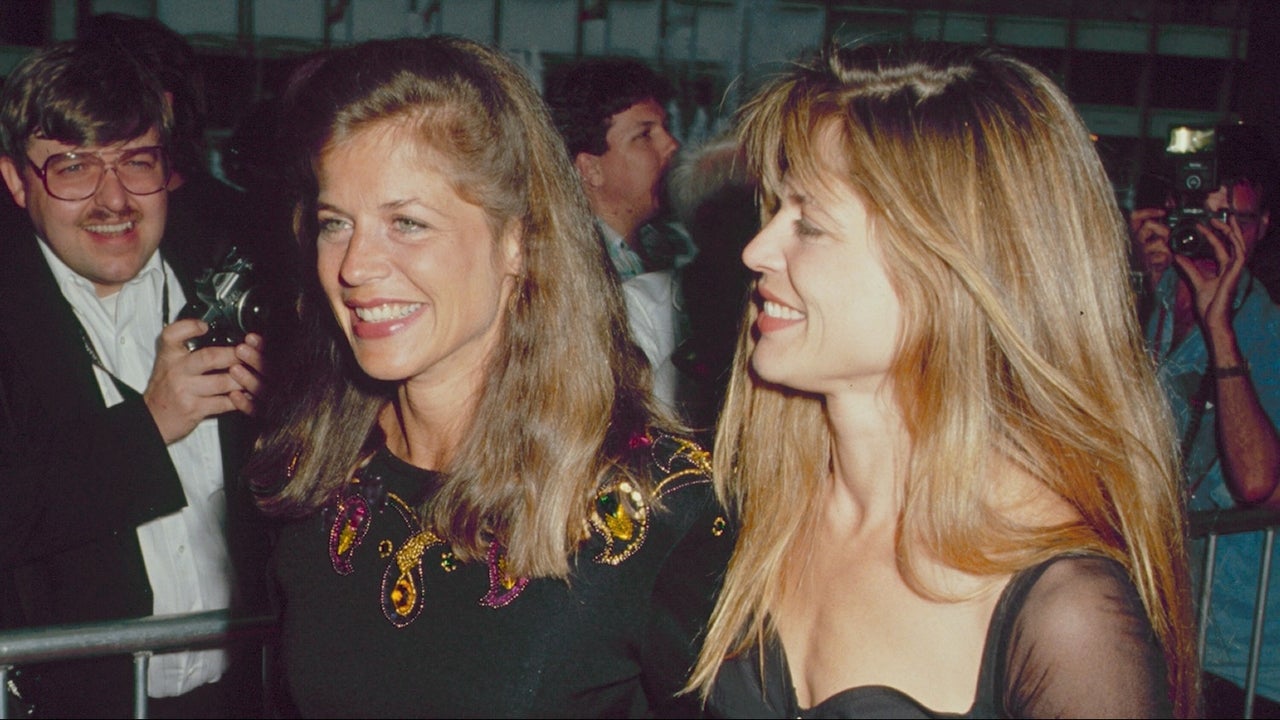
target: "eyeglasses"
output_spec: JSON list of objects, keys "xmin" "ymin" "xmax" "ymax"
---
[{"xmin": 27, "ymin": 145, "xmax": 170, "ymax": 201}]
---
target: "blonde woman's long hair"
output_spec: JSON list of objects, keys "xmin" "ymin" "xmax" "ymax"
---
[{"xmin": 689, "ymin": 42, "xmax": 1197, "ymax": 716}]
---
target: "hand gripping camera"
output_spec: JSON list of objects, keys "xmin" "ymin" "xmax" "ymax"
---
[{"xmin": 179, "ymin": 247, "xmax": 268, "ymax": 351}]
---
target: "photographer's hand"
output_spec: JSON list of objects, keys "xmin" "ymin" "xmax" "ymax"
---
[
  {"xmin": 228, "ymin": 333, "xmax": 265, "ymax": 416},
  {"xmin": 144, "ymin": 320, "xmax": 261, "ymax": 444},
  {"xmin": 1129, "ymin": 207, "xmax": 1173, "ymax": 285},
  {"xmin": 1175, "ymin": 216, "xmax": 1280, "ymax": 505},
  {"xmin": 1174, "ymin": 216, "xmax": 1246, "ymax": 332}
]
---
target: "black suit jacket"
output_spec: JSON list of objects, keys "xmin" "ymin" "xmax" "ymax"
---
[{"xmin": 0, "ymin": 215, "xmax": 263, "ymax": 717}]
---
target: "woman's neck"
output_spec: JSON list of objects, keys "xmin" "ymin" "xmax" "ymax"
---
[
  {"xmin": 823, "ymin": 387, "xmax": 909, "ymax": 528},
  {"xmin": 381, "ymin": 380, "xmax": 478, "ymax": 471}
]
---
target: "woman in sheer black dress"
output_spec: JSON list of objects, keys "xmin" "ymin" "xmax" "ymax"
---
[{"xmin": 685, "ymin": 43, "xmax": 1199, "ymax": 718}]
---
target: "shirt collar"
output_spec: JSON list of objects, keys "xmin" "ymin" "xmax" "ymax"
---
[{"xmin": 36, "ymin": 236, "xmax": 165, "ymax": 304}]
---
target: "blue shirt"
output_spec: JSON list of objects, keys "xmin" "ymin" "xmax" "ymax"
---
[{"xmin": 1145, "ymin": 268, "xmax": 1280, "ymax": 699}]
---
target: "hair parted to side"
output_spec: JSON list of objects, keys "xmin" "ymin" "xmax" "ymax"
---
[
  {"xmin": 0, "ymin": 39, "xmax": 173, "ymax": 159},
  {"xmin": 543, "ymin": 56, "xmax": 674, "ymax": 157},
  {"xmin": 688, "ymin": 42, "xmax": 1197, "ymax": 716},
  {"xmin": 79, "ymin": 13, "xmax": 207, "ymax": 177},
  {"xmin": 245, "ymin": 35, "xmax": 670, "ymax": 578}
]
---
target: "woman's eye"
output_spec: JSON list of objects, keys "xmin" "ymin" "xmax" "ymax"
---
[
  {"xmin": 795, "ymin": 218, "xmax": 823, "ymax": 238},
  {"xmin": 316, "ymin": 217, "xmax": 351, "ymax": 238},
  {"xmin": 393, "ymin": 217, "xmax": 427, "ymax": 233}
]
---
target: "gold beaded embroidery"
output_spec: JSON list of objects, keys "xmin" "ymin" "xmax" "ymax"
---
[
  {"xmin": 589, "ymin": 432, "xmax": 714, "ymax": 565},
  {"xmin": 378, "ymin": 491, "xmax": 443, "ymax": 627},
  {"xmin": 385, "ymin": 528, "xmax": 443, "ymax": 621}
]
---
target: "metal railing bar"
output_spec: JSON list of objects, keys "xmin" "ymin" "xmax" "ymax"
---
[
  {"xmin": 0, "ymin": 611, "xmax": 275, "ymax": 666},
  {"xmin": 1197, "ymin": 532, "xmax": 1218, "ymax": 660},
  {"xmin": 1243, "ymin": 528, "xmax": 1274, "ymax": 720},
  {"xmin": 1189, "ymin": 507, "xmax": 1278, "ymax": 720},
  {"xmin": 1190, "ymin": 506, "xmax": 1280, "ymax": 538},
  {"xmin": 0, "ymin": 611, "xmax": 276, "ymax": 720}
]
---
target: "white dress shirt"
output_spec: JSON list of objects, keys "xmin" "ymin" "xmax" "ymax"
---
[
  {"xmin": 622, "ymin": 269, "xmax": 685, "ymax": 415},
  {"xmin": 39, "ymin": 241, "xmax": 230, "ymax": 697}
]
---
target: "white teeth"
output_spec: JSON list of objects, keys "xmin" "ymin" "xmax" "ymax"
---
[
  {"xmin": 84, "ymin": 221, "xmax": 133, "ymax": 234},
  {"xmin": 763, "ymin": 300, "xmax": 804, "ymax": 320},
  {"xmin": 353, "ymin": 303, "xmax": 422, "ymax": 322}
]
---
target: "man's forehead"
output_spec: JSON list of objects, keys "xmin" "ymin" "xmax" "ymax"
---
[
  {"xmin": 607, "ymin": 99, "xmax": 665, "ymax": 129},
  {"xmin": 1206, "ymin": 180, "xmax": 1263, "ymax": 210},
  {"xmin": 27, "ymin": 126, "xmax": 162, "ymax": 159}
]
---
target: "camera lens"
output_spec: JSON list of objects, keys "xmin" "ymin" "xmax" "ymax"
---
[
  {"xmin": 1169, "ymin": 222, "xmax": 1213, "ymax": 259},
  {"xmin": 233, "ymin": 290, "xmax": 269, "ymax": 336}
]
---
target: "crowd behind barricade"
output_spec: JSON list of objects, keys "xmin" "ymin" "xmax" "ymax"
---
[{"xmin": 0, "ymin": 15, "xmax": 1276, "ymax": 720}]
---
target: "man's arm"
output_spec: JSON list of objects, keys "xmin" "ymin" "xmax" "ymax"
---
[
  {"xmin": 1178, "ymin": 217, "xmax": 1280, "ymax": 505},
  {"xmin": 1206, "ymin": 331, "xmax": 1280, "ymax": 504},
  {"xmin": 0, "ymin": 341, "xmax": 187, "ymax": 568},
  {"xmin": 0, "ymin": 320, "xmax": 264, "ymax": 568}
]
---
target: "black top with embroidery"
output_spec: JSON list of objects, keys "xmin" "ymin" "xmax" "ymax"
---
[{"xmin": 271, "ymin": 433, "xmax": 733, "ymax": 718}]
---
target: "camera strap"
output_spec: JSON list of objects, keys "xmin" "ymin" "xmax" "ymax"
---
[{"xmin": 71, "ymin": 272, "xmax": 170, "ymax": 401}]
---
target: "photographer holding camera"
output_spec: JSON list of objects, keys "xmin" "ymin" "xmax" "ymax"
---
[
  {"xmin": 0, "ymin": 39, "xmax": 265, "ymax": 717},
  {"xmin": 1132, "ymin": 124, "xmax": 1280, "ymax": 716}
]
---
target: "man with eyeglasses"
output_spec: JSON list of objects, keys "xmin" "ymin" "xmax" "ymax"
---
[
  {"xmin": 1131, "ymin": 124, "xmax": 1280, "ymax": 716},
  {"xmin": 0, "ymin": 39, "xmax": 264, "ymax": 717}
]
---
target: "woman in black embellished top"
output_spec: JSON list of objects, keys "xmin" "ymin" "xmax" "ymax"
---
[
  {"xmin": 685, "ymin": 44, "xmax": 1199, "ymax": 717},
  {"xmin": 244, "ymin": 36, "xmax": 731, "ymax": 717}
]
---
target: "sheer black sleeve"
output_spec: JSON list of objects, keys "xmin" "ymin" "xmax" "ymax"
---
[{"xmin": 997, "ymin": 555, "xmax": 1172, "ymax": 718}]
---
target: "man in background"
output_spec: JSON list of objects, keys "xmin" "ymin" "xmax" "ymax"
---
[
  {"xmin": 544, "ymin": 56, "xmax": 685, "ymax": 280},
  {"xmin": 544, "ymin": 57, "xmax": 693, "ymax": 417}
]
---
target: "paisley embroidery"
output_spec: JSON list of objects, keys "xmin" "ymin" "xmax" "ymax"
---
[
  {"xmin": 381, "ymin": 528, "xmax": 443, "ymax": 627},
  {"xmin": 588, "ymin": 431, "xmax": 715, "ymax": 565},
  {"xmin": 481, "ymin": 542, "xmax": 528, "ymax": 608},
  {"xmin": 328, "ymin": 492, "xmax": 370, "ymax": 576},
  {"xmin": 321, "ymin": 433, "xmax": 718, "ymax": 622},
  {"xmin": 591, "ymin": 480, "xmax": 649, "ymax": 565}
]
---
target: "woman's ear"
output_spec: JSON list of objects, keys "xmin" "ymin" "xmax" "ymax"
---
[{"xmin": 501, "ymin": 223, "xmax": 524, "ymax": 277}]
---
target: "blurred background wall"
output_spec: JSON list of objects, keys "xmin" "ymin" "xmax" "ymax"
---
[{"xmin": 0, "ymin": 0, "xmax": 1271, "ymax": 206}]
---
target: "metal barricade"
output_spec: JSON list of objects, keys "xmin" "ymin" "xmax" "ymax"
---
[
  {"xmin": 1191, "ymin": 506, "xmax": 1279, "ymax": 719},
  {"xmin": 0, "ymin": 611, "xmax": 276, "ymax": 719}
]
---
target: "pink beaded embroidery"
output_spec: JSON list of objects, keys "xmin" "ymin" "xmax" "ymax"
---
[
  {"xmin": 480, "ymin": 542, "xmax": 528, "ymax": 608},
  {"xmin": 328, "ymin": 493, "xmax": 370, "ymax": 576}
]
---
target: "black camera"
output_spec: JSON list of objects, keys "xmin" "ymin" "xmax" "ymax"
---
[
  {"xmin": 179, "ymin": 247, "xmax": 268, "ymax": 351},
  {"xmin": 1163, "ymin": 125, "xmax": 1220, "ymax": 260}
]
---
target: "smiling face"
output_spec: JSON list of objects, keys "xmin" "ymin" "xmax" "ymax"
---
[
  {"xmin": 0, "ymin": 127, "xmax": 168, "ymax": 297},
  {"xmin": 742, "ymin": 172, "xmax": 901, "ymax": 397},
  {"xmin": 315, "ymin": 121, "xmax": 521, "ymax": 400}
]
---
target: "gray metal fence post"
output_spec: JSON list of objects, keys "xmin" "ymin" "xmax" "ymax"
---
[
  {"xmin": 132, "ymin": 651, "xmax": 151, "ymax": 719},
  {"xmin": 1243, "ymin": 528, "xmax": 1275, "ymax": 720}
]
